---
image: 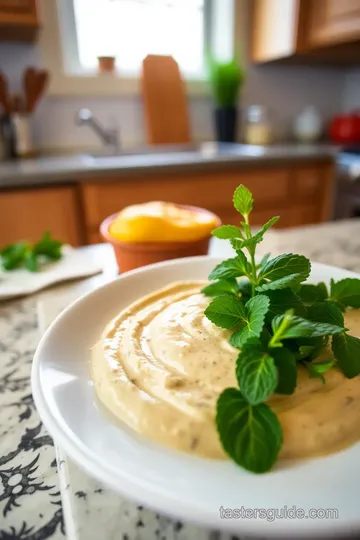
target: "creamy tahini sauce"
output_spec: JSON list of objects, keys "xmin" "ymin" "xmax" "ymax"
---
[{"xmin": 91, "ymin": 281, "xmax": 360, "ymax": 460}]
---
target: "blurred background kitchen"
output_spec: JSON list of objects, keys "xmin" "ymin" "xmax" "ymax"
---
[{"xmin": 2, "ymin": 0, "xmax": 360, "ymax": 248}]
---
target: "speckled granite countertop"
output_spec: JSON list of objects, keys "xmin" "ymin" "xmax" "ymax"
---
[
  {"xmin": 1, "ymin": 219, "xmax": 359, "ymax": 540},
  {"xmin": 0, "ymin": 143, "xmax": 337, "ymax": 189}
]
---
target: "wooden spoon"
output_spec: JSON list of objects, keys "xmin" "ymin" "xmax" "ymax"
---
[
  {"xmin": 23, "ymin": 67, "xmax": 38, "ymax": 113},
  {"xmin": 10, "ymin": 94, "xmax": 25, "ymax": 114},
  {"xmin": 29, "ymin": 69, "xmax": 49, "ymax": 113},
  {"xmin": 0, "ymin": 72, "xmax": 10, "ymax": 114}
]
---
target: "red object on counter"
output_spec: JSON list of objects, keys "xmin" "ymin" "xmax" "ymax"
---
[{"xmin": 329, "ymin": 112, "xmax": 360, "ymax": 144}]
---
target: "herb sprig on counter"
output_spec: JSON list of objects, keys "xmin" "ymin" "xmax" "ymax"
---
[
  {"xmin": 0, "ymin": 231, "xmax": 64, "ymax": 272},
  {"xmin": 203, "ymin": 185, "xmax": 360, "ymax": 474}
]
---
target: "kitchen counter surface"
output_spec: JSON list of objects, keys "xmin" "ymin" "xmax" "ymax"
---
[
  {"xmin": 1, "ymin": 217, "xmax": 360, "ymax": 540},
  {"xmin": 0, "ymin": 143, "xmax": 337, "ymax": 189}
]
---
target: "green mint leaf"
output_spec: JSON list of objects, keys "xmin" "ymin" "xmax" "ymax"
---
[
  {"xmin": 236, "ymin": 345, "xmax": 278, "ymax": 405},
  {"xmin": 230, "ymin": 238, "xmax": 246, "ymax": 252},
  {"xmin": 253, "ymin": 216, "xmax": 280, "ymax": 242},
  {"xmin": 257, "ymin": 252, "xmax": 270, "ymax": 269},
  {"xmin": 212, "ymin": 225, "xmax": 244, "ymax": 240},
  {"xmin": 257, "ymin": 253, "xmax": 311, "ymax": 292},
  {"xmin": 216, "ymin": 388, "xmax": 282, "ymax": 474},
  {"xmin": 305, "ymin": 360, "xmax": 335, "ymax": 383},
  {"xmin": 259, "ymin": 254, "xmax": 311, "ymax": 284},
  {"xmin": 204, "ymin": 295, "xmax": 247, "ymax": 329},
  {"xmin": 229, "ymin": 295, "xmax": 270, "ymax": 348},
  {"xmin": 264, "ymin": 289, "xmax": 307, "ymax": 319},
  {"xmin": 271, "ymin": 348, "xmax": 297, "ymax": 394},
  {"xmin": 332, "ymin": 333, "xmax": 360, "ymax": 378},
  {"xmin": 209, "ymin": 254, "xmax": 249, "ymax": 281},
  {"xmin": 312, "ymin": 360, "xmax": 336, "ymax": 373},
  {"xmin": 233, "ymin": 185, "xmax": 253, "ymax": 218},
  {"xmin": 24, "ymin": 250, "xmax": 38, "ymax": 272},
  {"xmin": 298, "ymin": 283, "xmax": 328, "ymax": 304},
  {"xmin": 0, "ymin": 242, "xmax": 28, "ymax": 270},
  {"xmin": 33, "ymin": 230, "xmax": 63, "ymax": 259},
  {"xmin": 257, "ymin": 273, "xmax": 302, "ymax": 292},
  {"xmin": 299, "ymin": 346, "xmax": 316, "ymax": 359},
  {"xmin": 231, "ymin": 217, "xmax": 280, "ymax": 252},
  {"xmin": 299, "ymin": 344, "xmax": 321, "ymax": 359},
  {"xmin": 270, "ymin": 311, "xmax": 344, "ymax": 347},
  {"xmin": 231, "ymin": 237, "xmax": 259, "ymax": 251},
  {"xmin": 237, "ymin": 279, "xmax": 252, "ymax": 301},
  {"xmin": 330, "ymin": 278, "xmax": 360, "ymax": 309},
  {"xmin": 307, "ymin": 302, "xmax": 344, "ymax": 327},
  {"xmin": 259, "ymin": 327, "xmax": 272, "ymax": 347},
  {"xmin": 201, "ymin": 279, "xmax": 238, "ymax": 297},
  {"xmin": 293, "ymin": 336, "xmax": 328, "ymax": 361}
]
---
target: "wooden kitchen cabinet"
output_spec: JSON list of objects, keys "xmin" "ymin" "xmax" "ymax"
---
[
  {"xmin": 0, "ymin": 0, "xmax": 36, "ymax": 13},
  {"xmin": 80, "ymin": 162, "xmax": 334, "ymax": 245},
  {"xmin": 0, "ymin": 186, "xmax": 83, "ymax": 247},
  {"xmin": 0, "ymin": 0, "xmax": 38, "ymax": 41},
  {"xmin": 307, "ymin": 0, "xmax": 360, "ymax": 46},
  {"xmin": 252, "ymin": 0, "xmax": 360, "ymax": 64},
  {"xmin": 251, "ymin": 0, "xmax": 304, "ymax": 63}
]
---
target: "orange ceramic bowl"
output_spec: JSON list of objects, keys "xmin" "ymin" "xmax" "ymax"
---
[{"xmin": 100, "ymin": 205, "xmax": 221, "ymax": 273}]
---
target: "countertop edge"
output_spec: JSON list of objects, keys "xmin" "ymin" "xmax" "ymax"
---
[{"xmin": 0, "ymin": 151, "xmax": 335, "ymax": 190}]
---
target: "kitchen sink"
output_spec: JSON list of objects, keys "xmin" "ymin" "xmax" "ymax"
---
[
  {"xmin": 83, "ymin": 142, "xmax": 266, "ymax": 160},
  {"xmin": 85, "ymin": 143, "xmax": 200, "ymax": 159}
]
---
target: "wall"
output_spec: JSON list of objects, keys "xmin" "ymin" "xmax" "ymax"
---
[
  {"xmin": 0, "ymin": 40, "xmax": 348, "ymax": 152},
  {"xmin": 342, "ymin": 69, "xmax": 360, "ymax": 110}
]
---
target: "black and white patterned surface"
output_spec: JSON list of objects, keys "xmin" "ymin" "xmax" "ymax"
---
[{"xmin": 0, "ymin": 299, "xmax": 64, "ymax": 539}]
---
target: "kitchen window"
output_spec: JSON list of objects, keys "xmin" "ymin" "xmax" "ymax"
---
[
  {"xmin": 60, "ymin": 0, "xmax": 211, "ymax": 78},
  {"xmin": 38, "ymin": 0, "xmax": 238, "ymax": 96}
]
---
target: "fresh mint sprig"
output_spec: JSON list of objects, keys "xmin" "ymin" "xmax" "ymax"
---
[
  {"xmin": 203, "ymin": 184, "xmax": 360, "ymax": 474},
  {"xmin": 0, "ymin": 231, "xmax": 64, "ymax": 272}
]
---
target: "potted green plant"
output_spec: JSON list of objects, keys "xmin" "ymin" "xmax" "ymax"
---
[{"xmin": 208, "ymin": 57, "xmax": 245, "ymax": 143}]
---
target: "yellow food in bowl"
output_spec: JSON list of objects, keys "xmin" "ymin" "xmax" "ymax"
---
[{"xmin": 109, "ymin": 202, "xmax": 219, "ymax": 243}]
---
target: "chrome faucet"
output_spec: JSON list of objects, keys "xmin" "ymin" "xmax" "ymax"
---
[{"xmin": 75, "ymin": 108, "xmax": 119, "ymax": 153}]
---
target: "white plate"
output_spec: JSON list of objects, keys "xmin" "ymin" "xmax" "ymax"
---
[{"xmin": 32, "ymin": 256, "xmax": 360, "ymax": 538}]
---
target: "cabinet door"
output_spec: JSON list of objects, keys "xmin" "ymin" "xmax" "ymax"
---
[
  {"xmin": 0, "ymin": 0, "xmax": 35, "ymax": 12},
  {"xmin": 0, "ymin": 0, "xmax": 37, "ymax": 27},
  {"xmin": 80, "ymin": 163, "xmax": 335, "ymax": 244},
  {"xmin": 0, "ymin": 186, "xmax": 83, "ymax": 247},
  {"xmin": 80, "ymin": 169, "xmax": 291, "ymax": 235},
  {"xmin": 308, "ymin": 0, "xmax": 360, "ymax": 46}
]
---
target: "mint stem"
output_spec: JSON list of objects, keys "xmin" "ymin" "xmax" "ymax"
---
[
  {"xmin": 269, "ymin": 313, "xmax": 291, "ymax": 348},
  {"xmin": 250, "ymin": 250, "xmax": 257, "ymax": 296},
  {"xmin": 242, "ymin": 215, "xmax": 258, "ymax": 297}
]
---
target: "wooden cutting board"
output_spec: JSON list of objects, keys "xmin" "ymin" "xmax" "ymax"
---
[{"xmin": 141, "ymin": 54, "xmax": 192, "ymax": 145}]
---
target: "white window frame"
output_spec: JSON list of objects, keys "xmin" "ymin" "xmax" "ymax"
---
[{"xmin": 37, "ymin": 0, "xmax": 242, "ymax": 97}]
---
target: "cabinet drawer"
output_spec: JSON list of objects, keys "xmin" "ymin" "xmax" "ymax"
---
[
  {"xmin": 81, "ymin": 169, "xmax": 290, "ymax": 230},
  {"xmin": 0, "ymin": 0, "xmax": 37, "ymax": 31},
  {"xmin": 0, "ymin": 0, "xmax": 34, "ymax": 12},
  {"xmin": 294, "ymin": 167, "xmax": 322, "ymax": 199},
  {"xmin": 0, "ymin": 186, "xmax": 83, "ymax": 246},
  {"xmin": 87, "ymin": 231, "xmax": 102, "ymax": 245},
  {"xmin": 253, "ymin": 206, "xmax": 319, "ymax": 229}
]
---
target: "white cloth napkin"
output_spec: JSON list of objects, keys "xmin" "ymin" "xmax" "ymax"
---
[{"xmin": 0, "ymin": 246, "xmax": 102, "ymax": 300}]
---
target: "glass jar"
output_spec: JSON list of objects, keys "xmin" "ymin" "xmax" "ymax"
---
[{"xmin": 245, "ymin": 105, "xmax": 272, "ymax": 145}]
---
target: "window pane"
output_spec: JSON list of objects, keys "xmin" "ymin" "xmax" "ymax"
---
[{"xmin": 73, "ymin": 0, "xmax": 205, "ymax": 76}]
